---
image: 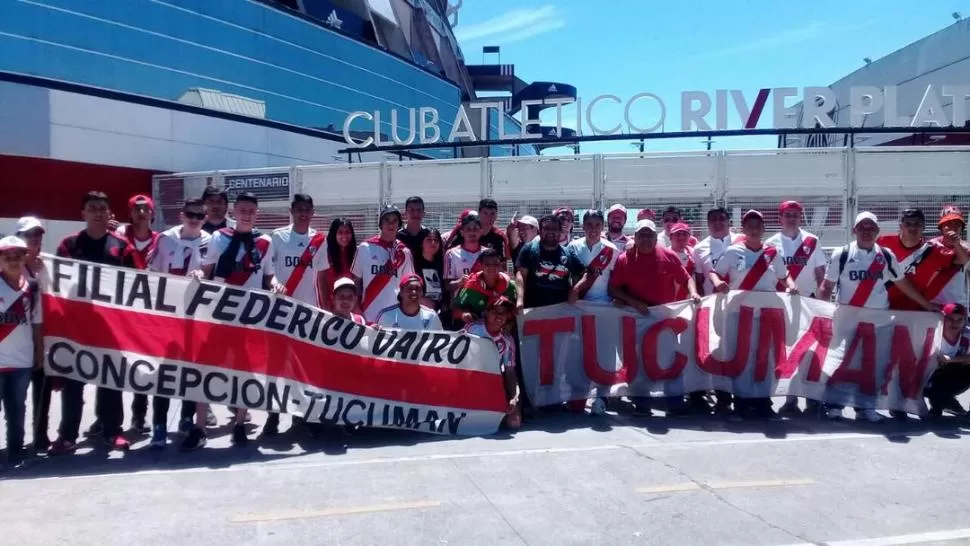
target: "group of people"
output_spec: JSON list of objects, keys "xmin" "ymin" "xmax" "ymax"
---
[{"xmin": 1, "ymin": 186, "xmax": 969, "ymax": 469}]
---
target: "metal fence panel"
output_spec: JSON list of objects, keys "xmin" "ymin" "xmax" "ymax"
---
[{"xmin": 387, "ymin": 159, "xmax": 484, "ymax": 233}]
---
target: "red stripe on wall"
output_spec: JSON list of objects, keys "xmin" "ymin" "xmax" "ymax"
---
[
  {"xmin": 42, "ymin": 295, "xmax": 507, "ymax": 413},
  {"xmin": 0, "ymin": 155, "xmax": 162, "ymax": 221}
]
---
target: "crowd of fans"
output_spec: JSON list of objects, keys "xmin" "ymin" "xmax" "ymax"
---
[{"xmin": 1, "ymin": 186, "xmax": 969, "ymax": 469}]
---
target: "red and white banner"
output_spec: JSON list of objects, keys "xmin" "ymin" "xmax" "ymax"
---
[
  {"xmin": 40, "ymin": 257, "xmax": 507, "ymax": 436},
  {"xmin": 519, "ymin": 292, "xmax": 943, "ymax": 414}
]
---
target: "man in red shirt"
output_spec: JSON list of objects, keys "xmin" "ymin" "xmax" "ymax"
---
[
  {"xmin": 609, "ymin": 219, "xmax": 700, "ymax": 416},
  {"xmin": 876, "ymin": 208, "xmax": 951, "ymax": 311}
]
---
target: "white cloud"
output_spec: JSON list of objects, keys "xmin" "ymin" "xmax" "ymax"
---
[
  {"xmin": 455, "ymin": 5, "xmax": 565, "ymax": 44},
  {"xmin": 686, "ymin": 19, "xmax": 877, "ymax": 63}
]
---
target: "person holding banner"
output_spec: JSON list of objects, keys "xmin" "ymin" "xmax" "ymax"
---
[
  {"xmin": 114, "ymin": 194, "xmax": 160, "ymax": 433},
  {"xmin": 667, "ymin": 222, "xmax": 696, "ymax": 301},
  {"xmin": 262, "ymin": 193, "xmax": 328, "ymax": 437},
  {"xmin": 51, "ymin": 191, "xmax": 137, "ymax": 455},
  {"xmin": 375, "ymin": 274, "xmax": 443, "ymax": 330},
  {"xmin": 453, "ymin": 248, "xmax": 517, "ymax": 325},
  {"xmin": 765, "ymin": 200, "xmax": 827, "ymax": 416},
  {"xmin": 0, "ymin": 235, "xmax": 43, "ymax": 468},
  {"xmin": 201, "ymin": 185, "xmax": 236, "ymax": 234},
  {"xmin": 463, "ymin": 297, "xmax": 521, "ymax": 429},
  {"xmin": 819, "ymin": 211, "xmax": 940, "ymax": 423},
  {"xmin": 712, "ymin": 209, "xmax": 797, "ymax": 420},
  {"xmin": 609, "ymin": 219, "xmax": 700, "ymax": 416},
  {"xmin": 16, "ymin": 216, "xmax": 51, "ymax": 453},
  {"xmin": 193, "ymin": 191, "xmax": 274, "ymax": 448},
  {"xmin": 352, "ymin": 206, "xmax": 414, "ymax": 323},
  {"xmin": 877, "ymin": 209, "xmax": 949, "ymax": 312},
  {"xmin": 692, "ymin": 207, "xmax": 743, "ymax": 415},
  {"xmin": 147, "ymin": 198, "xmax": 212, "ymax": 447},
  {"xmin": 924, "ymin": 303, "xmax": 970, "ymax": 417}
]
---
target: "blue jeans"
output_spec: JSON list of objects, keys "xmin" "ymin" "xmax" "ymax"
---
[{"xmin": 1, "ymin": 368, "xmax": 32, "ymax": 457}]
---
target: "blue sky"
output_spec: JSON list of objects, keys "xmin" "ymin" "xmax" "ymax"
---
[{"xmin": 453, "ymin": 0, "xmax": 968, "ymax": 154}]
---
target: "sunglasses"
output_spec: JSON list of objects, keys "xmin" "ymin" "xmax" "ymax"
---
[{"xmin": 183, "ymin": 211, "xmax": 206, "ymax": 220}]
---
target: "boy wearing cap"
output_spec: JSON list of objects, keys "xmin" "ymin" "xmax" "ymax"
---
[
  {"xmin": 445, "ymin": 211, "xmax": 484, "ymax": 300},
  {"xmin": 147, "ymin": 198, "xmax": 213, "ymax": 447},
  {"xmin": 876, "ymin": 209, "xmax": 951, "ymax": 312},
  {"xmin": 509, "ymin": 215, "xmax": 539, "ymax": 266},
  {"xmin": 375, "ymin": 274, "xmax": 443, "ymax": 330},
  {"xmin": 201, "ymin": 186, "xmax": 236, "ymax": 234},
  {"xmin": 924, "ymin": 303, "xmax": 970, "ymax": 417},
  {"xmin": 0, "ymin": 235, "xmax": 43, "ymax": 468},
  {"xmin": 819, "ymin": 211, "xmax": 939, "ymax": 423},
  {"xmin": 606, "ymin": 204, "xmax": 631, "ymax": 248},
  {"xmin": 658, "ymin": 206, "xmax": 699, "ymax": 249},
  {"xmin": 352, "ymin": 206, "xmax": 415, "ymax": 323},
  {"xmin": 463, "ymin": 297, "xmax": 521, "ymax": 429},
  {"xmin": 115, "ymin": 194, "xmax": 160, "ymax": 432},
  {"xmin": 926, "ymin": 206, "xmax": 969, "ymax": 306},
  {"xmin": 193, "ymin": 191, "xmax": 274, "ymax": 448},
  {"xmin": 712, "ymin": 210, "xmax": 796, "ymax": 420},
  {"xmin": 16, "ymin": 217, "xmax": 51, "ymax": 451},
  {"xmin": 50, "ymin": 191, "xmax": 137, "ymax": 455},
  {"xmin": 332, "ymin": 277, "xmax": 366, "ymax": 324},
  {"xmin": 449, "ymin": 199, "xmax": 510, "ymax": 260}
]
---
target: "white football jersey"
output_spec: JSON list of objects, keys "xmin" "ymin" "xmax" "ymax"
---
[
  {"xmin": 765, "ymin": 229, "xmax": 827, "ymax": 296},
  {"xmin": 464, "ymin": 321, "xmax": 516, "ymax": 371},
  {"xmin": 201, "ymin": 229, "xmax": 273, "ymax": 290},
  {"xmin": 351, "ymin": 239, "xmax": 414, "ymax": 322},
  {"xmin": 714, "ymin": 243, "xmax": 789, "ymax": 292},
  {"xmin": 693, "ymin": 233, "xmax": 743, "ymax": 295},
  {"xmin": 375, "ymin": 304, "xmax": 442, "ymax": 331},
  {"xmin": 150, "ymin": 226, "xmax": 211, "ymax": 276},
  {"xmin": 270, "ymin": 225, "xmax": 329, "ymax": 306},
  {"xmin": 567, "ymin": 237, "xmax": 618, "ymax": 302},
  {"xmin": 0, "ymin": 278, "xmax": 42, "ymax": 370},
  {"xmin": 824, "ymin": 242, "xmax": 904, "ymax": 309},
  {"xmin": 444, "ymin": 246, "xmax": 482, "ymax": 280}
]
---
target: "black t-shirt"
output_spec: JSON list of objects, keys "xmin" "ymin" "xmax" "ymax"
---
[
  {"xmin": 413, "ymin": 251, "xmax": 444, "ymax": 305},
  {"xmin": 202, "ymin": 219, "xmax": 228, "ymax": 234},
  {"xmin": 397, "ymin": 226, "xmax": 430, "ymax": 259},
  {"xmin": 514, "ymin": 240, "xmax": 584, "ymax": 308},
  {"xmin": 56, "ymin": 231, "xmax": 135, "ymax": 267}
]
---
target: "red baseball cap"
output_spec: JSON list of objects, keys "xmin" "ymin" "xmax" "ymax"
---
[
  {"xmin": 637, "ymin": 209, "xmax": 656, "ymax": 221},
  {"xmin": 938, "ymin": 205, "xmax": 965, "ymax": 228},
  {"xmin": 670, "ymin": 222, "xmax": 691, "ymax": 235},
  {"xmin": 779, "ymin": 200, "xmax": 803, "ymax": 213},
  {"xmin": 943, "ymin": 303, "xmax": 967, "ymax": 316},
  {"xmin": 399, "ymin": 273, "xmax": 425, "ymax": 291},
  {"xmin": 128, "ymin": 194, "xmax": 155, "ymax": 210}
]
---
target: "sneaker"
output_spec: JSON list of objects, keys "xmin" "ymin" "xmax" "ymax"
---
[
  {"xmin": 590, "ymin": 398, "xmax": 607, "ymax": 416},
  {"xmin": 178, "ymin": 417, "xmax": 193, "ymax": 435},
  {"xmin": 778, "ymin": 400, "xmax": 801, "ymax": 416},
  {"xmin": 33, "ymin": 435, "xmax": 50, "ymax": 454},
  {"xmin": 941, "ymin": 397, "xmax": 967, "ymax": 417},
  {"xmin": 232, "ymin": 424, "xmax": 248, "ymax": 446},
  {"xmin": 181, "ymin": 427, "xmax": 207, "ymax": 451},
  {"xmin": 263, "ymin": 414, "xmax": 280, "ymax": 436},
  {"xmin": 825, "ymin": 407, "xmax": 844, "ymax": 420},
  {"xmin": 131, "ymin": 414, "xmax": 148, "ymax": 433},
  {"xmin": 48, "ymin": 438, "xmax": 77, "ymax": 456},
  {"xmin": 890, "ymin": 410, "xmax": 909, "ymax": 421},
  {"xmin": 85, "ymin": 420, "xmax": 103, "ymax": 437},
  {"xmin": 150, "ymin": 425, "xmax": 167, "ymax": 448},
  {"xmin": 105, "ymin": 435, "xmax": 131, "ymax": 451},
  {"xmin": 206, "ymin": 407, "xmax": 218, "ymax": 427},
  {"xmin": 859, "ymin": 409, "xmax": 884, "ymax": 423},
  {"xmin": 632, "ymin": 401, "xmax": 652, "ymax": 417}
]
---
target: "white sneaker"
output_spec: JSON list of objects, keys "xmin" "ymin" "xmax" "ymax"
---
[
  {"xmin": 859, "ymin": 409, "xmax": 884, "ymax": 423},
  {"xmin": 826, "ymin": 407, "xmax": 844, "ymax": 420},
  {"xmin": 590, "ymin": 398, "xmax": 607, "ymax": 416}
]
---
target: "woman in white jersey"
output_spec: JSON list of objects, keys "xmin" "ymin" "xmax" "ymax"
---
[{"xmin": 375, "ymin": 274, "xmax": 443, "ymax": 330}]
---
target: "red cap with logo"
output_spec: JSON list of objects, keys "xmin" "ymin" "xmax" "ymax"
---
[
  {"xmin": 637, "ymin": 209, "xmax": 656, "ymax": 221},
  {"xmin": 399, "ymin": 273, "xmax": 425, "ymax": 291},
  {"xmin": 938, "ymin": 205, "xmax": 965, "ymax": 228},
  {"xmin": 779, "ymin": 200, "xmax": 803, "ymax": 214},
  {"xmin": 943, "ymin": 303, "xmax": 967, "ymax": 316},
  {"xmin": 128, "ymin": 194, "xmax": 155, "ymax": 210},
  {"xmin": 670, "ymin": 222, "xmax": 691, "ymax": 235}
]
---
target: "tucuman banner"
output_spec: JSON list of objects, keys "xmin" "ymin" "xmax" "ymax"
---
[
  {"xmin": 518, "ymin": 292, "xmax": 943, "ymax": 414},
  {"xmin": 39, "ymin": 257, "xmax": 507, "ymax": 436}
]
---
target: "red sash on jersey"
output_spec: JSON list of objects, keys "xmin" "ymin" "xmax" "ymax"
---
[
  {"xmin": 0, "ymin": 281, "xmax": 29, "ymax": 344},
  {"xmin": 361, "ymin": 237, "xmax": 408, "ymax": 312},
  {"xmin": 283, "ymin": 233, "xmax": 326, "ymax": 296},
  {"xmin": 122, "ymin": 228, "xmax": 158, "ymax": 270},
  {"xmin": 848, "ymin": 252, "xmax": 888, "ymax": 307},
  {"xmin": 922, "ymin": 240, "xmax": 964, "ymax": 302},
  {"xmin": 738, "ymin": 245, "xmax": 777, "ymax": 291},
  {"xmin": 776, "ymin": 235, "xmax": 817, "ymax": 291},
  {"xmin": 588, "ymin": 244, "xmax": 615, "ymax": 274},
  {"xmin": 224, "ymin": 235, "xmax": 270, "ymax": 287}
]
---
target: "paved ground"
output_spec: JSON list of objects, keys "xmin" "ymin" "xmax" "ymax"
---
[{"xmin": 2, "ymin": 388, "xmax": 970, "ymax": 546}]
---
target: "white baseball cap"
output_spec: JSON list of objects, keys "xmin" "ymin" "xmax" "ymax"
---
[
  {"xmin": 0, "ymin": 235, "xmax": 28, "ymax": 253},
  {"xmin": 516, "ymin": 215, "xmax": 539, "ymax": 229},
  {"xmin": 854, "ymin": 211, "xmax": 879, "ymax": 227},
  {"xmin": 607, "ymin": 204, "xmax": 627, "ymax": 218},
  {"xmin": 15, "ymin": 216, "xmax": 44, "ymax": 234},
  {"xmin": 635, "ymin": 219, "xmax": 657, "ymax": 233},
  {"xmin": 332, "ymin": 277, "xmax": 357, "ymax": 293}
]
